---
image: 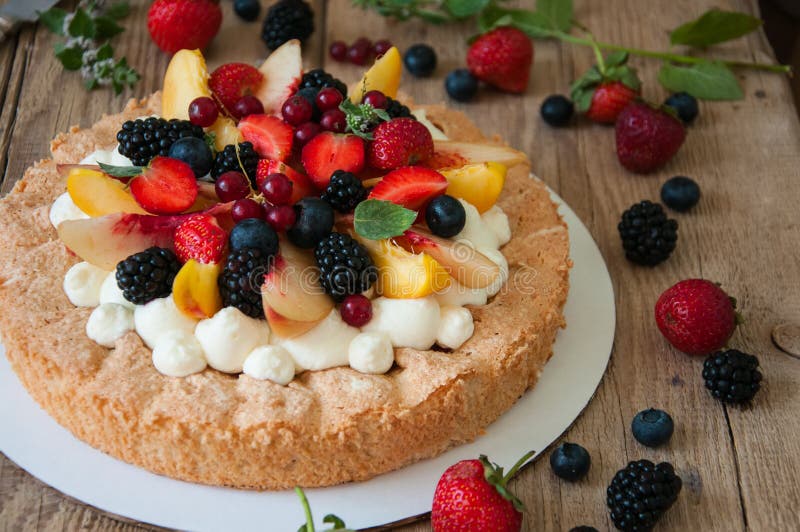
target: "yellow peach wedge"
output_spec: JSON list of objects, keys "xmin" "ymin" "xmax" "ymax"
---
[
  {"xmin": 66, "ymin": 168, "xmax": 146, "ymax": 217},
  {"xmin": 351, "ymin": 46, "xmax": 402, "ymax": 103},
  {"xmin": 172, "ymin": 260, "xmax": 223, "ymax": 319},
  {"xmin": 162, "ymin": 49, "xmax": 211, "ymax": 120},
  {"xmin": 440, "ymin": 162, "xmax": 507, "ymax": 214},
  {"xmin": 207, "ymin": 116, "xmax": 243, "ymax": 152}
]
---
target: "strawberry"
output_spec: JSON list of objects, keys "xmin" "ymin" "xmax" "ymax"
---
[
  {"xmin": 130, "ymin": 157, "xmax": 198, "ymax": 215},
  {"xmin": 615, "ymin": 102, "xmax": 686, "ymax": 173},
  {"xmin": 467, "ymin": 27, "xmax": 533, "ymax": 93},
  {"xmin": 571, "ymin": 52, "xmax": 642, "ymax": 124},
  {"xmin": 655, "ymin": 279, "xmax": 739, "ymax": 356},
  {"xmin": 238, "ymin": 114, "xmax": 293, "ymax": 161},
  {"xmin": 301, "ymin": 132, "xmax": 365, "ymax": 188},
  {"xmin": 368, "ymin": 118, "xmax": 434, "ymax": 170},
  {"xmin": 147, "ymin": 0, "xmax": 222, "ymax": 55},
  {"xmin": 209, "ymin": 63, "xmax": 264, "ymax": 117},
  {"xmin": 585, "ymin": 81, "xmax": 638, "ymax": 123},
  {"xmin": 368, "ymin": 166, "xmax": 447, "ymax": 211},
  {"xmin": 432, "ymin": 452, "xmax": 535, "ymax": 532},
  {"xmin": 256, "ymin": 159, "xmax": 315, "ymax": 204},
  {"xmin": 173, "ymin": 213, "xmax": 227, "ymax": 264}
]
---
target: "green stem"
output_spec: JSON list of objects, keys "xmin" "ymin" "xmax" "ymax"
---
[
  {"xmin": 295, "ymin": 487, "xmax": 315, "ymax": 532},
  {"xmin": 502, "ymin": 449, "xmax": 537, "ymax": 485},
  {"xmin": 551, "ymin": 30, "xmax": 792, "ymax": 73}
]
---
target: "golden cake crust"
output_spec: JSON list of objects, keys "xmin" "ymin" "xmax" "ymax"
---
[{"xmin": 0, "ymin": 94, "xmax": 570, "ymax": 489}]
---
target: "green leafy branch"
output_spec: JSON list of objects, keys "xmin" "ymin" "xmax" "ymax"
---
[
  {"xmin": 353, "ymin": 0, "xmax": 792, "ymax": 101},
  {"xmin": 39, "ymin": 0, "xmax": 139, "ymax": 94}
]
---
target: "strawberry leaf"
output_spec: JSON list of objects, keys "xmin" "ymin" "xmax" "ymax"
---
[
  {"xmin": 445, "ymin": 0, "xmax": 490, "ymax": 19},
  {"xmin": 354, "ymin": 199, "xmax": 416, "ymax": 240},
  {"xmin": 604, "ymin": 51, "xmax": 629, "ymax": 67},
  {"xmin": 670, "ymin": 8, "xmax": 762, "ymax": 48},
  {"xmin": 658, "ymin": 61, "xmax": 743, "ymax": 100},
  {"xmin": 537, "ymin": 0, "xmax": 573, "ymax": 32},
  {"xmin": 98, "ymin": 162, "xmax": 143, "ymax": 177}
]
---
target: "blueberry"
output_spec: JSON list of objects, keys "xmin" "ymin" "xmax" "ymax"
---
[
  {"xmin": 540, "ymin": 95, "xmax": 574, "ymax": 127},
  {"xmin": 426, "ymin": 195, "xmax": 466, "ymax": 238},
  {"xmin": 403, "ymin": 44, "xmax": 437, "ymax": 78},
  {"xmin": 664, "ymin": 92, "xmax": 699, "ymax": 124},
  {"xmin": 229, "ymin": 219, "xmax": 279, "ymax": 258},
  {"xmin": 167, "ymin": 137, "xmax": 213, "ymax": 178},
  {"xmin": 631, "ymin": 408, "xmax": 674, "ymax": 447},
  {"xmin": 234, "ymin": 0, "xmax": 260, "ymax": 21},
  {"xmin": 287, "ymin": 197, "xmax": 334, "ymax": 248},
  {"xmin": 661, "ymin": 176, "xmax": 700, "ymax": 212},
  {"xmin": 570, "ymin": 527, "xmax": 599, "ymax": 532},
  {"xmin": 445, "ymin": 69, "xmax": 479, "ymax": 103},
  {"xmin": 549, "ymin": 442, "xmax": 591, "ymax": 481}
]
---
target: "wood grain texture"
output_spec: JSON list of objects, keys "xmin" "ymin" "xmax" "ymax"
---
[{"xmin": 1, "ymin": 0, "xmax": 799, "ymax": 531}]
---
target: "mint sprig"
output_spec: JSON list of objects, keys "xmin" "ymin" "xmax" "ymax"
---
[
  {"xmin": 354, "ymin": 199, "xmax": 416, "ymax": 240},
  {"xmin": 340, "ymin": 99, "xmax": 391, "ymax": 140},
  {"xmin": 98, "ymin": 161, "xmax": 143, "ymax": 177},
  {"xmin": 39, "ymin": 1, "xmax": 139, "ymax": 94}
]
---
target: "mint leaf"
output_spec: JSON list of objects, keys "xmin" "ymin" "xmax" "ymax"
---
[
  {"xmin": 354, "ymin": 199, "xmax": 416, "ymax": 240},
  {"xmin": 68, "ymin": 8, "xmax": 96, "ymax": 39},
  {"xmin": 54, "ymin": 44, "xmax": 84, "ymax": 70},
  {"xmin": 95, "ymin": 16, "xmax": 125, "ymax": 40},
  {"xmin": 658, "ymin": 61, "xmax": 743, "ymax": 100},
  {"xmin": 670, "ymin": 9, "xmax": 762, "ymax": 47},
  {"xmin": 537, "ymin": 0, "xmax": 573, "ymax": 32},
  {"xmin": 98, "ymin": 161, "xmax": 143, "ymax": 177},
  {"xmin": 96, "ymin": 42, "xmax": 113, "ymax": 61},
  {"xmin": 104, "ymin": 1, "xmax": 131, "ymax": 19},
  {"xmin": 39, "ymin": 8, "xmax": 68, "ymax": 35},
  {"xmin": 445, "ymin": 0, "xmax": 490, "ymax": 19}
]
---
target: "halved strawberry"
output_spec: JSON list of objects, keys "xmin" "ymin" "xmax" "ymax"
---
[
  {"xmin": 130, "ymin": 157, "xmax": 198, "ymax": 215},
  {"xmin": 368, "ymin": 166, "xmax": 447, "ymax": 211},
  {"xmin": 238, "ymin": 114, "xmax": 293, "ymax": 161},
  {"xmin": 209, "ymin": 63, "xmax": 264, "ymax": 117},
  {"xmin": 301, "ymin": 132, "xmax": 365, "ymax": 189},
  {"xmin": 256, "ymin": 159, "xmax": 315, "ymax": 203},
  {"xmin": 173, "ymin": 213, "xmax": 228, "ymax": 264}
]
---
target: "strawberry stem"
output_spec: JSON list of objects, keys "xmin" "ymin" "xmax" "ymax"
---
[
  {"xmin": 502, "ymin": 449, "xmax": 537, "ymax": 485},
  {"xmin": 295, "ymin": 487, "xmax": 315, "ymax": 532}
]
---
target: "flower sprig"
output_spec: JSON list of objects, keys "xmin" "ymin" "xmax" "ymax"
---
[{"xmin": 39, "ymin": 0, "xmax": 139, "ymax": 94}]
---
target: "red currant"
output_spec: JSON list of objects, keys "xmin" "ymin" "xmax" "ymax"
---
[
  {"xmin": 347, "ymin": 42, "xmax": 371, "ymax": 65},
  {"xmin": 265, "ymin": 205, "xmax": 297, "ymax": 232},
  {"xmin": 215, "ymin": 171, "xmax": 251, "ymax": 202},
  {"xmin": 373, "ymin": 39, "xmax": 392, "ymax": 57},
  {"xmin": 232, "ymin": 198, "xmax": 264, "ymax": 222},
  {"xmin": 363, "ymin": 90, "xmax": 388, "ymax": 109},
  {"xmin": 329, "ymin": 40, "xmax": 348, "ymax": 62},
  {"xmin": 232, "ymin": 95, "xmax": 264, "ymax": 119},
  {"xmin": 282, "ymin": 94, "xmax": 313, "ymax": 126},
  {"xmin": 188, "ymin": 97, "xmax": 219, "ymax": 127},
  {"xmin": 340, "ymin": 294, "xmax": 372, "ymax": 327},
  {"xmin": 315, "ymin": 87, "xmax": 344, "ymax": 112},
  {"xmin": 320, "ymin": 109, "xmax": 347, "ymax": 133},
  {"xmin": 294, "ymin": 122, "xmax": 322, "ymax": 148},
  {"xmin": 354, "ymin": 37, "xmax": 372, "ymax": 49},
  {"xmin": 260, "ymin": 173, "xmax": 293, "ymax": 206}
]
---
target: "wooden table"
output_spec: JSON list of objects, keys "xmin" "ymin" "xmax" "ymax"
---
[{"xmin": 2, "ymin": 0, "xmax": 799, "ymax": 530}]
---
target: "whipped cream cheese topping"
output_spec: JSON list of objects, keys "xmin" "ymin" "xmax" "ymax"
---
[
  {"xmin": 277, "ymin": 310, "xmax": 359, "ymax": 371},
  {"xmin": 152, "ymin": 330, "xmax": 207, "ymax": 377},
  {"xmin": 348, "ymin": 332, "xmax": 394, "ymax": 374},
  {"xmin": 134, "ymin": 296, "xmax": 198, "ymax": 349},
  {"xmin": 50, "ymin": 192, "xmax": 89, "ymax": 228},
  {"xmin": 86, "ymin": 303, "xmax": 134, "ymax": 347},
  {"xmin": 436, "ymin": 306, "xmax": 475, "ymax": 350},
  {"xmin": 63, "ymin": 262, "xmax": 108, "ymax": 307},
  {"xmin": 195, "ymin": 307, "xmax": 270, "ymax": 374},
  {"xmin": 99, "ymin": 271, "xmax": 135, "ymax": 310},
  {"xmin": 79, "ymin": 145, "xmax": 133, "ymax": 167},
  {"xmin": 363, "ymin": 296, "xmax": 441, "ymax": 350},
  {"xmin": 243, "ymin": 345, "xmax": 295, "ymax": 385}
]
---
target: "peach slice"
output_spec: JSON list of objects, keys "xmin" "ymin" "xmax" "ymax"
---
[
  {"xmin": 394, "ymin": 228, "xmax": 500, "ymax": 289},
  {"xmin": 440, "ymin": 162, "xmax": 507, "ymax": 214},
  {"xmin": 427, "ymin": 141, "xmax": 526, "ymax": 171},
  {"xmin": 265, "ymin": 306, "xmax": 321, "ymax": 339},
  {"xmin": 207, "ymin": 115, "xmax": 243, "ymax": 152},
  {"xmin": 173, "ymin": 260, "xmax": 223, "ymax": 319},
  {"xmin": 254, "ymin": 39, "xmax": 303, "ymax": 115},
  {"xmin": 67, "ymin": 168, "xmax": 147, "ymax": 217},
  {"xmin": 162, "ymin": 49, "xmax": 211, "ymax": 120},
  {"xmin": 351, "ymin": 46, "xmax": 402, "ymax": 103}
]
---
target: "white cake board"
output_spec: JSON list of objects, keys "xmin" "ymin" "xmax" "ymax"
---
[{"xmin": 0, "ymin": 190, "xmax": 615, "ymax": 531}]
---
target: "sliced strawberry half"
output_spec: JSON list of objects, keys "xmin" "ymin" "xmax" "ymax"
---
[
  {"xmin": 173, "ymin": 213, "xmax": 228, "ymax": 264},
  {"xmin": 256, "ymin": 159, "xmax": 315, "ymax": 203},
  {"xmin": 367, "ymin": 166, "xmax": 448, "ymax": 211},
  {"xmin": 301, "ymin": 132, "xmax": 366, "ymax": 189},
  {"xmin": 129, "ymin": 156, "xmax": 198, "ymax": 215},
  {"xmin": 209, "ymin": 62, "xmax": 264, "ymax": 117},
  {"xmin": 238, "ymin": 114, "xmax": 293, "ymax": 161}
]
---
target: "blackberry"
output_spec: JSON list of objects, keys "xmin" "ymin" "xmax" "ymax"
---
[
  {"xmin": 385, "ymin": 97, "xmax": 416, "ymax": 120},
  {"xmin": 218, "ymin": 247, "xmax": 272, "ymax": 319},
  {"xmin": 116, "ymin": 117, "xmax": 204, "ymax": 167},
  {"xmin": 261, "ymin": 0, "xmax": 314, "ymax": 50},
  {"xmin": 617, "ymin": 200, "xmax": 678, "ymax": 266},
  {"xmin": 314, "ymin": 232, "xmax": 377, "ymax": 302},
  {"xmin": 607, "ymin": 460, "xmax": 682, "ymax": 531},
  {"xmin": 703, "ymin": 349, "xmax": 762, "ymax": 404},
  {"xmin": 320, "ymin": 171, "xmax": 367, "ymax": 213},
  {"xmin": 115, "ymin": 247, "xmax": 181, "ymax": 305},
  {"xmin": 211, "ymin": 142, "xmax": 259, "ymax": 188},
  {"xmin": 299, "ymin": 68, "xmax": 348, "ymax": 99}
]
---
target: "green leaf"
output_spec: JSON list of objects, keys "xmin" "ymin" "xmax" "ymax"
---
[
  {"xmin": 322, "ymin": 514, "xmax": 347, "ymax": 529},
  {"xmin": 39, "ymin": 8, "xmax": 68, "ymax": 35},
  {"xmin": 658, "ymin": 61, "xmax": 743, "ymax": 100},
  {"xmin": 571, "ymin": 87, "xmax": 593, "ymax": 113},
  {"xmin": 84, "ymin": 77, "xmax": 99, "ymax": 91},
  {"xmin": 508, "ymin": 10, "xmax": 552, "ymax": 38},
  {"xmin": 98, "ymin": 162, "xmax": 143, "ymax": 177},
  {"xmin": 354, "ymin": 200, "xmax": 416, "ymax": 240},
  {"xmin": 54, "ymin": 44, "xmax": 84, "ymax": 71},
  {"xmin": 95, "ymin": 16, "xmax": 124, "ymax": 40},
  {"xmin": 104, "ymin": 1, "xmax": 131, "ymax": 19},
  {"xmin": 204, "ymin": 132, "xmax": 217, "ymax": 154},
  {"xmin": 68, "ymin": 8, "xmax": 96, "ymax": 39},
  {"xmin": 445, "ymin": 0, "xmax": 490, "ymax": 18},
  {"xmin": 670, "ymin": 8, "xmax": 762, "ymax": 47},
  {"xmin": 604, "ymin": 51, "xmax": 628, "ymax": 67},
  {"xmin": 536, "ymin": 0, "xmax": 573, "ymax": 31}
]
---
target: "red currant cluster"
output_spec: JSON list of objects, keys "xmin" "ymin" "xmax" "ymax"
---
[
  {"xmin": 188, "ymin": 95, "xmax": 265, "ymax": 127},
  {"xmin": 281, "ymin": 87, "xmax": 346, "ymax": 148},
  {"xmin": 215, "ymin": 171, "xmax": 296, "ymax": 231},
  {"xmin": 328, "ymin": 37, "xmax": 393, "ymax": 66}
]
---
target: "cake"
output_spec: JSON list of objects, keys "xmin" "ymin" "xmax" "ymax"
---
[{"xmin": 0, "ymin": 42, "xmax": 570, "ymax": 489}]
